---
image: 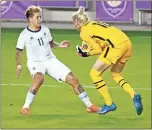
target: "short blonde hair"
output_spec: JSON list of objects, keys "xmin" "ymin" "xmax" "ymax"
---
[
  {"xmin": 25, "ymin": 5, "xmax": 42, "ymax": 19},
  {"xmin": 72, "ymin": 6, "xmax": 89, "ymax": 25}
]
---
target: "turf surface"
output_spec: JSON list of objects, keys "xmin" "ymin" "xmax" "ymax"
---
[{"xmin": 1, "ymin": 29, "xmax": 151, "ymax": 128}]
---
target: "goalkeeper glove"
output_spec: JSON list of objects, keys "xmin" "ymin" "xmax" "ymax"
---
[{"xmin": 76, "ymin": 45, "xmax": 88, "ymax": 57}]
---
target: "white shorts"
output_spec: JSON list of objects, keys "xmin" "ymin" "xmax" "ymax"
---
[{"xmin": 27, "ymin": 57, "xmax": 71, "ymax": 82}]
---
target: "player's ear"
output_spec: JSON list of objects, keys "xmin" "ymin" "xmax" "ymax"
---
[
  {"xmin": 75, "ymin": 19, "xmax": 78, "ymax": 24},
  {"xmin": 27, "ymin": 17, "xmax": 30, "ymax": 22},
  {"xmin": 28, "ymin": 16, "xmax": 33, "ymax": 22},
  {"xmin": 73, "ymin": 18, "xmax": 77, "ymax": 25}
]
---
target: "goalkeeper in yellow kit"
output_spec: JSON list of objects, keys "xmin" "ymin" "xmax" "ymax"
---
[{"xmin": 72, "ymin": 6, "xmax": 143, "ymax": 115}]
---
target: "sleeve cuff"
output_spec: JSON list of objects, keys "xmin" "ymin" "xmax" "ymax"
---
[
  {"xmin": 16, "ymin": 48, "xmax": 23, "ymax": 51},
  {"xmin": 49, "ymin": 40, "xmax": 54, "ymax": 44}
]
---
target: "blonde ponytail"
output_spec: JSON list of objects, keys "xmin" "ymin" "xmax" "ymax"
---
[
  {"xmin": 72, "ymin": 6, "xmax": 89, "ymax": 25},
  {"xmin": 78, "ymin": 6, "xmax": 85, "ymax": 13}
]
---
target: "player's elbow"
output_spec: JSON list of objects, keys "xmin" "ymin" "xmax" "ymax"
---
[
  {"xmin": 16, "ymin": 49, "xmax": 22, "ymax": 57},
  {"xmin": 49, "ymin": 40, "xmax": 55, "ymax": 48}
]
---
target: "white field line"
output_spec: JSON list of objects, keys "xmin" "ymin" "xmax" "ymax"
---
[
  {"xmin": 1, "ymin": 32, "xmax": 151, "ymax": 39},
  {"xmin": 1, "ymin": 83, "xmax": 151, "ymax": 91}
]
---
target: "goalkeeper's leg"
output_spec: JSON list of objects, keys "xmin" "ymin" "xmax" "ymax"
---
[
  {"xmin": 89, "ymin": 59, "xmax": 117, "ymax": 115},
  {"xmin": 111, "ymin": 62, "xmax": 143, "ymax": 115}
]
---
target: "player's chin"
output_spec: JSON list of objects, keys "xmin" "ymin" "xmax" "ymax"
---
[{"xmin": 36, "ymin": 23, "xmax": 41, "ymax": 28}]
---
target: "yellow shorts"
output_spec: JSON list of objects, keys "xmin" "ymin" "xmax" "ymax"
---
[{"xmin": 98, "ymin": 40, "xmax": 132, "ymax": 65}]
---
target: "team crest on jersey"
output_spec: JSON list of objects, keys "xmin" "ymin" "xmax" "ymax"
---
[
  {"xmin": 1, "ymin": 1, "xmax": 13, "ymax": 15},
  {"xmin": 102, "ymin": 1, "xmax": 127, "ymax": 18},
  {"xmin": 30, "ymin": 37, "xmax": 34, "ymax": 40},
  {"xmin": 44, "ymin": 32, "xmax": 46, "ymax": 36}
]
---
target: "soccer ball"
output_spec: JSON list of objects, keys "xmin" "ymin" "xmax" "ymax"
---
[{"xmin": 81, "ymin": 41, "xmax": 90, "ymax": 52}]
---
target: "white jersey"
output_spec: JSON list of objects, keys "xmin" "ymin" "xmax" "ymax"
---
[{"xmin": 16, "ymin": 25, "xmax": 55, "ymax": 62}]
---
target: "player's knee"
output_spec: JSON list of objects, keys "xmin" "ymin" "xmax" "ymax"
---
[
  {"xmin": 34, "ymin": 72, "xmax": 44, "ymax": 84},
  {"xmin": 90, "ymin": 68, "xmax": 100, "ymax": 79},
  {"xmin": 66, "ymin": 72, "xmax": 79, "ymax": 85},
  {"xmin": 111, "ymin": 72, "xmax": 121, "ymax": 81}
]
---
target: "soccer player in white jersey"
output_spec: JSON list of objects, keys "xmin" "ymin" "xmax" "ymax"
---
[{"xmin": 16, "ymin": 5, "xmax": 99, "ymax": 115}]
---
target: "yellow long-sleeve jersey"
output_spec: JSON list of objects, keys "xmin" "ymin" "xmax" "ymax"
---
[{"xmin": 80, "ymin": 21, "xmax": 130, "ymax": 56}]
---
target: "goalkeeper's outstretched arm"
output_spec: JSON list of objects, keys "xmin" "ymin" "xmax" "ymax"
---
[{"xmin": 82, "ymin": 38, "xmax": 102, "ymax": 56}]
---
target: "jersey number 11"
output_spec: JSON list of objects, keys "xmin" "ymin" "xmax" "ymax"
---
[{"xmin": 38, "ymin": 38, "xmax": 44, "ymax": 46}]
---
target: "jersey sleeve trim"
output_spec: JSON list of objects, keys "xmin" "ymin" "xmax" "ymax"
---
[
  {"xmin": 49, "ymin": 40, "xmax": 53, "ymax": 43},
  {"xmin": 16, "ymin": 48, "xmax": 23, "ymax": 51},
  {"xmin": 92, "ymin": 35, "xmax": 114, "ymax": 48},
  {"xmin": 107, "ymin": 39, "xmax": 114, "ymax": 48},
  {"xmin": 92, "ymin": 35, "xmax": 105, "ymax": 41}
]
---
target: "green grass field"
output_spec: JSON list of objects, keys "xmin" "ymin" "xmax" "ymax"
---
[{"xmin": 1, "ymin": 29, "xmax": 151, "ymax": 129}]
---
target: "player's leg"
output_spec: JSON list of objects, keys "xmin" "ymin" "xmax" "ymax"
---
[
  {"xmin": 65, "ymin": 72, "xmax": 100, "ymax": 112},
  {"xmin": 45, "ymin": 58, "xmax": 99, "ymax": 113},
  {"xmin": 91, "ymin": 44, "xmax": 129, "ymax": 114},
  {"xmin": 89, "ymin": 57, "xmax": 116, "ymax": 115},
  {"xmin": 20, "ymin": 62, "xmax": 45, "ymax": 115},
  {"xmin": 111, "ymin": 62, "xmax": 135, "ymax": 99},
  {"xmin": 111, "ymin": 54, "xmax": 143, "ymax": 115}
]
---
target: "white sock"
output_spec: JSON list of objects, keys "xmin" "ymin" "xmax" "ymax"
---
[
  {"xmin": 78, "ymin": 91, "xmax": 93, "ymax": 108},
  {"xmin": 22, "ymin": 92, "xmax": 35, "ymax": 108}
]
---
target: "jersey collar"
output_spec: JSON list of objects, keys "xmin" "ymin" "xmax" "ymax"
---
[{"xmin": 27, "ymin": 26, "xmax": 41, "ymax": 33}]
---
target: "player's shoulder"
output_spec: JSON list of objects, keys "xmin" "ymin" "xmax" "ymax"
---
[
  {"xmin": 41, "ymin": 25, "xmax": 50, "ymax": 31},
  {"xmin": 89, "ymin": 20, "xmax": 97, "ymax": 25},
  {"xmin": 81, "ymin": 21, "xmax": 94, "ymax": 35},
  {"xmin": 84, "ymin": 20, "xmax": 97, "ymax": 26},
  {"xmin": 82, "ymin": 21, "xmax": 95, "ymax": 30},
  {"xmin": 18, "ymin": 28, "xmax": 27, "ymax": 37}
]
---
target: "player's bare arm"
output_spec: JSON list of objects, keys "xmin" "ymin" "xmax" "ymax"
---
[
  {"xmin": 16, "ymin": 49, "xmax": 22, "ymax": 78},
  {"xmin": 50, "ymin": 40, "xmax": 70, "ymax": 48}
]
